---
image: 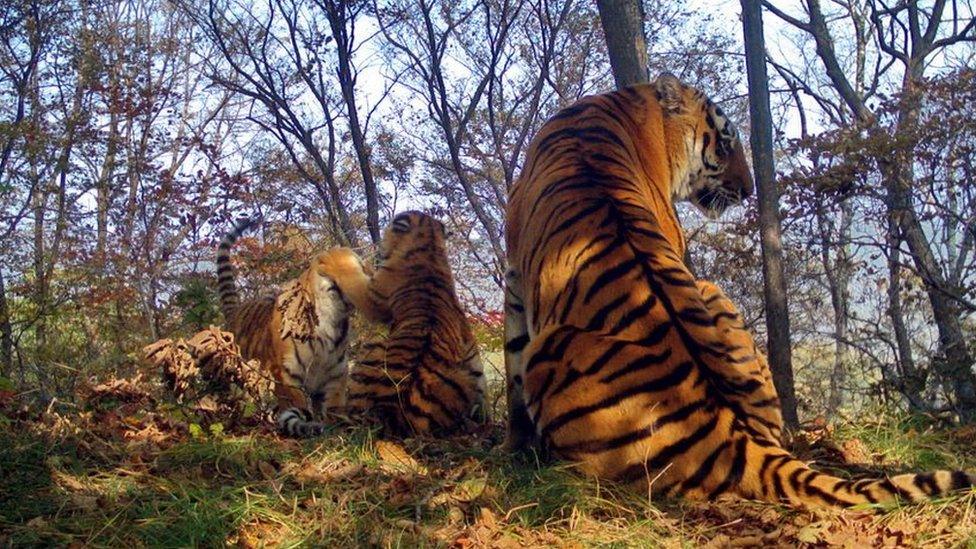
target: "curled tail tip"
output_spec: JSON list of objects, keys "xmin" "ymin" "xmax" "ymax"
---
[
  {"xmin": 217, "ymin": 214, "xmax": 262, "ymax": 317},
  {"xmin": 234, "ymin": 214, "xmax": 263, "ymax": 230},
  {"xmin": 237, "ymin": 215, "xmax": 263, "ymax": 233},
  {"xmin": 220, "ymin": 215, "xmax": 262, "ymax": 247},
  {"xmin": 901, "ymin": 469, "xmax": 975, "ymax": 498}
]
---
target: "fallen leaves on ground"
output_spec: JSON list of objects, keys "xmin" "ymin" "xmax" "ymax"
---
[{"xmin": 3, "ymin": 375, "xmax": 976, "ymax": 547}]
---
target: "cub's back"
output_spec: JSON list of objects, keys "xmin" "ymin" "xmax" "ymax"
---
[{"xmin": 225, "ymin": 297, "xmax": 281, "ymax": 368}]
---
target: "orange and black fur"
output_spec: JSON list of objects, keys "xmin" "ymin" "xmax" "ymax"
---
[
  {"xmin": 320, "ymin": 212, "xmax": 487, "ymax": 437},
  {"xmin": 503, "ymin": 74, "xmax": 973, "ymax": 507},
  {"xmin": 217, "ymin": 217, "xmax": 353, "ymax": 437}
]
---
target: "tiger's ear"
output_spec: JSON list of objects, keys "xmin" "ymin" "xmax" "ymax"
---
[
  {"xmin": 654, "ymin": 72, "xmax": 685, "ymax": 115},
  {"xmin": 435, "ymin": 219, "xmax": 450, "ymax": 239},
  {"xmin": 391, "ymin": 212, "xmax": 412, "ymax": 233}
]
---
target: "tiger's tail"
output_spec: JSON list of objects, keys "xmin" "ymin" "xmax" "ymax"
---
[
  {"xmin": 276, "ymin": 407, "xmax": 327, "ymax": 438},
  {"xmin": 739, "ymin": 436, "xmax": 974, "ymax": 507},
  {"xmin": 216, "ymin": 216, "xmax": 261, "ymax": 319}
]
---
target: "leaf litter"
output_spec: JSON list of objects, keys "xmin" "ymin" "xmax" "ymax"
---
[{"xmin": 1, "ymin": 369, "xmax": 974, "ymax": 547}]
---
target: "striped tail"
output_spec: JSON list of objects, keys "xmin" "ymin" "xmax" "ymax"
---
[
  {"xmin": 740, "ymin": 436, "xmax": 975, "ymax": 507},
  {"xmin": 216, "ymin": 216, "xmax": 261, "ymax": 319},
  {"xmin": 277, "ymin": 407, "xmax": 327, "ymax": 437}
]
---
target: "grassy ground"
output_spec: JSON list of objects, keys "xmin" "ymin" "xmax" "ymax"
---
[{"xmin": 1, "ymin": 372, "xmax": 975, "ymax": 547}]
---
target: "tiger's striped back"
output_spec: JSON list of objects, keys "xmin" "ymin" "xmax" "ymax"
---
[
  {"xmin": 321, "ymin": 212, "xmax": 487, "ymax": 437},
  {"xmin": 502, "ymin": 75, "xmax": 974, "ymax": 508},
  {"xmin": 224, "ymin": 297, "xmax": 278, "ymax": 366}
]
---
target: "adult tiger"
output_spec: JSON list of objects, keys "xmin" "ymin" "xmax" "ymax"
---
[
  {"xmin": 217, "ymin": 217, "xmax": 353, "ymax": 437},
  {"xmin": 320, "ymin": 211, "xmax": 487, "ymax": 437},
  {"xmin": 502, "ymin": 73, "xmax": 973, "ymax": 507}
]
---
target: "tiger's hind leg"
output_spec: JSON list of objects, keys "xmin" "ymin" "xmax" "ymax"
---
[
  {"xmin": 695, "ymin": 280, "xmax": 783, "ymax": 443},
  {"xmin": 503, "ymin": 268, "xmax": 536, "ymax": 452},
  {"xmin": 321, "ymin": 352, "xmax": 350, "ymax": 412},
  {"xmin": 345, "ymin": 340, "xmax": 413, "ymax": 435},
  {"xmin": 275, "ymin": 351, "xmax": 326, "ymax": 437},
  {"xmin": 464, "ymin": 350, "xmax": 489, "ymax": 426}
]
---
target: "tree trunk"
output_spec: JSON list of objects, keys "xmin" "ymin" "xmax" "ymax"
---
[
  {"xmin": 878, "ymin": 67, "xmax": 976, "ymax": 421},
  {"xmin": 595, "ymin": 0, "xmax": 648, "ymax": 88},
  {"xmin": 32, "ymin": 181, "xmax": 48, "ymax": 349},
  {"xmin": 0, "ymin": 268, "xmax": 12, "ymax": 377},
  {"xmin": 764, "ymin": 0, "xmax": 976, "ymax": 421},
  {"xmin": 883, "ymin": 160, "xmax": 976, "ymax": 420},
  {"xmin": 325, "ymin": 0, "xmax": 382, "ymax": 244},
  {"xmin": 887, "ymin": 224, "xmax": 927, "ymax": 412},
  {"xmin": 96, "ymin": 113, "xmax": 118, "ymax": 260},
  {"xmin": 822, "ymin": 199, "xmax": 852, "ymax": 417},
  {"xmin": 741, "ymin": 0, "xmax": 799, "ymax": 429}
]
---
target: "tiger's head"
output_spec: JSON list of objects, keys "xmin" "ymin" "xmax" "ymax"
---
[
  {"xmin": 378, "ymin": 210, "xmax": 448, "ymax": 264},
  {"xmin": 653, "ymin": 73, "xmax": 753, "ymax": 218},
  {"xmin": 289, "ymin": 250, "xmax": 354, "ymax": 321}
]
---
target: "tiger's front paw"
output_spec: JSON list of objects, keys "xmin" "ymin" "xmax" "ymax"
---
[{"xmin": 315, "ymin": 247, "xmax": 369, "ymax": 279}]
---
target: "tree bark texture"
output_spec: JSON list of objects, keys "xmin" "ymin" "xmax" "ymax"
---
[
  {"xmin": 595, "ymin": 0, "xmax": 648, "ymax": 88},
  {"xmin": 0, "ymin": 269, "xmax": 12, "ymax": 377},
  {"xmin": 741, "ymin": 0, "xmax": 799, "ymax": 429},
  {"xmin": 820, "ymin": 200, "xmax": 852, "ymax": 417}
]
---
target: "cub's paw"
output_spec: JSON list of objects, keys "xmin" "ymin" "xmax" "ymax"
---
[
  {"xmin": 277, "ymin": 407, "xmax": 327, "ymax": 438},
  {"xmin": 315, "ymin": 247, "xmax": 372, "ymax": 280}
]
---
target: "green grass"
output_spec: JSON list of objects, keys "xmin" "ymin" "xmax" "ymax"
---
[
  {"xmin": 2, "ymin": 393, "xmax": 976, "ymax": 547},
  {"xmin": 833, "ymin": 412, "xmax": 975, "ymax": 471}
]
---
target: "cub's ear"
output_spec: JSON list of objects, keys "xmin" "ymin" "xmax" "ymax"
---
[
  {"xmin": 391, "ymin": 212, "xmax": 412, "ymax": 233},
  {"xmin": 654, "ymin": 72, "xmax": 685, "ymax": 115},
  {"xmin": 435, "ymin": 219, "xmax": 450, "ymax": 239}
]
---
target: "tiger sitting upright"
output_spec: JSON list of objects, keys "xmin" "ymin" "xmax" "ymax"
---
[
  {"xmin": 502, "ymin": 73, "xmax": 973, "ymax": 507},
  {"xmin": 319, "ymin": 211, "xmax": 487, "ymax": 437},
  {"xmin": 217, "ymin": 217, "xmax": 355, "ymax": 437}
]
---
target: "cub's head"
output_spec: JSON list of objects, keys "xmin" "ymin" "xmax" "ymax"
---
[
  {"xmin": 299, "ymin": 250, "xmax": 349, "ymax": 303},
  {"xmin": 379, "ymin": 210, "xmax": 448, "ymax": 263},
  {"xmin": 653, "ymin": 73, "xmax": 753, "ymax": 218}
]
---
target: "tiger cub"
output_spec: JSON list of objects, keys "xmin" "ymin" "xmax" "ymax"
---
[
  {"xmin": 319, "ymin": 211, "xmax": 487, "ymax": 437},
  {"xmin": 502, "ymin": 73, "xmax": 974, "ymax": 507},
  {"xmin": 217, "ymin": 217, "xmax": 353, "ymax": 437}
]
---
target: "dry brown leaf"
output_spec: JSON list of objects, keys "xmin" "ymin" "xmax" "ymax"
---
[
  {"xmin": 476, "ymin": 507, "xmax": 498, "ymax": 529},
  {"xmin": 294, "ymin": 461, "xmax": 364, "ymax": 484},
  {"xmin": 495, "ymin": 535, "xmax": 521, "ymax": 549},
  {"xmin": 447, "ymin": 506, "xmax": 465, "ymax": 525},
  {"xmin": 196, "ymin": 395, "xmax": 219, "ymax": 412},
  {"xmin": 325, "ymin": 463, "xmax": 364, "ymax": 481},
  {"xmin": 375, "ymin": 440, "xmax": 426, "ymax": 474},
  {"xmin": 841, "ymin": 438, "xmax": 871, "ymax": 463},
  {"xmin": 729, "ymin": 535, "xmax": 762, "ymax": 547},
  {"xmin": 257, "ymin": 461, "xmax": 277, "ymax": 479},
  {"xmin": 123, "ymin": 421, "xmax": 171, "ymax": 445},
  {"xmin": 796, "ymin": 523, "xmax": 823, "ymax": 544},
  {"xmin": 701, "ymin": 533, "xmax": 730, "ymax": 548},
  {"xmin": 454, "ymin": 477, "xmax": 488, "ymax": 503}
]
